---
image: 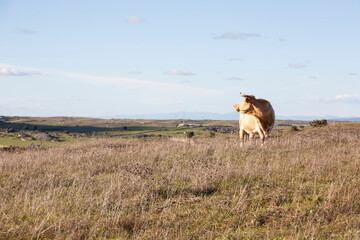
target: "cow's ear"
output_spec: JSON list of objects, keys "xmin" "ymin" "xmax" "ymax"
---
[{"xmin": 245, "ymin": 97, "xmax": 250, "ymax": 103}]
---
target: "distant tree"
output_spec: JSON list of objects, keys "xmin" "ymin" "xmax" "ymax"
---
[{"xmin": 309, "ymin": 120, "xmax": 328, "ymax": 127}]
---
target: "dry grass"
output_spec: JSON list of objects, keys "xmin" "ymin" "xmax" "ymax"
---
[{"xmin": 1, "ymin": 123, "xmax": 360, "ymax": 239}]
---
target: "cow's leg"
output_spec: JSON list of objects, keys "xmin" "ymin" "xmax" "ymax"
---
[
  {"xmin": 239, "ymin": 129, "xmax": 246, "ymax": 141},
  {"xmin": 248, "ymin": 132, "xmax": 254, "ymax": 144},
  {"xmin": 257, "ymin": 126, "xmax": 265, "ymax": 145},
  {"xmin": 259, "ymin": 130, "xmax": 265, "ymax": 145},
  {"xmin": 239, "ymin": 127, "xmax": 246, "ymax": 147}
]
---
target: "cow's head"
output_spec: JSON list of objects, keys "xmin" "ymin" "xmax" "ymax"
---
[{"xmin": 233, "ymin": 93, "xmax": 256, "ymax": 113}]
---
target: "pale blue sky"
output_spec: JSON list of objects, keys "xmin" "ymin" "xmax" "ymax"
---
[{"xmin": 0, "ymin": 0, "xmax": 359, "ymax": 117}]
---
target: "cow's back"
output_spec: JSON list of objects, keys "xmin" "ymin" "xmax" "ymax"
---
[{"xmin": 254, "ymin": 99, "xmax": 275, "ymax": 133}]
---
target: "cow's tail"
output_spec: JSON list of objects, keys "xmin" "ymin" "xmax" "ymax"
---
[{"xmin": 255, "ymin": 117, "xmax": 267, "ymax": 139}]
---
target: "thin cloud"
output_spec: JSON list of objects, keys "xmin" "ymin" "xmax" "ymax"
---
[
  {"xmin": 289, "ymin": 63, "xmax": 306, "ymax": 69},
  {"xmin": 0, "ymin": 64, "xmax": 41, "ymax": 76},
  {"xmin": 348, "ymin": 72, "xmax": 358, "ymax": 76},
  {"xmin": 142, "ymin": 97, "xmax": 183, "ymax": 105},
  {"xmin": 214, "ymin": 32, "xmax": 262, "ymax": 40},
  {"xmin": 13, "ymin": 28, "xmax": 37, "ymax": 34},
  {"xmin": 225, "ymin": 77, "xmax": 243, "ymax": 81},
  {"xmin": 129, "ymin": 70, "xmax": 142, "ymax": 75},
  {"xmin": 126, "ymin": 16, "xmax": 144, "ymax": 24},
  {"xmin": 181, "ymin": 80, "xmax": 192, "ymax": 83},
  {"xmin": 323, "ymin": 94, "xmax": 360, "ymax": 103},
  {"xmin": 163, "ymin": 70, "xmax": 195, "ymax": 76},
  {"xmin": 228, "ymin": 58, "xmax": 243, "ymax": 61},
  {"xmin": 64, "ymin": 72, "xmax": 218, "ymax": 96}
]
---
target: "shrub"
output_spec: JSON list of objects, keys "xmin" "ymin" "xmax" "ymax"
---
[
  {"xmin": 290, "ymin": 126, "xmax": 299, "ymax": 131},
  {"xmin": 208, "ymin": 131, "xmax": 216, "ymax": 138},
  {"xmin": 6, "ymin": 128, "xmax": 15, "ymax": 133},
  {"xmin": 184, "ymin": 131, "xmax": 194, "ymax": 138}
]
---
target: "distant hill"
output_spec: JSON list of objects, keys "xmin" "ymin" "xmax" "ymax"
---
[
  {"xmin": 108, "ymin": 112, "xmax": 360, "ymax": 122},
  {"xmin": 109, "ymin": 112, "xmax": 239, "ymax": 120},
  {"xmin": 278, "ymin": 116, "xmax": 360, "ymax": 122},
  {"xmin": 328, "ymin": 117, "xmax": 360, "ymax": 122}
]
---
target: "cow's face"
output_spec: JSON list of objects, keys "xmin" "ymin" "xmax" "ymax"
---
[
  {"xmin": 233, "ymin": 103, "xmax": 241, "ymax": 112},
  {"xmin": 233, "ymin": 97, "xmax": 254, "ymax": 113}
]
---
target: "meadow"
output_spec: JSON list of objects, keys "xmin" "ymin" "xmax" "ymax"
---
[{"xmin": 0, "ymin": 119, "xmax": 359, "ymax": 239}]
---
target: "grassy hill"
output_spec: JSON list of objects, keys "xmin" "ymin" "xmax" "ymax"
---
[{"xmin": 0, "ymin": 119, "xmax": 359, "ymax": 239}]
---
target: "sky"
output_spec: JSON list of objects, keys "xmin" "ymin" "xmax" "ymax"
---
[{"xmin": 0, "ymin": 0, "xmax": 359, "ymax": 118}]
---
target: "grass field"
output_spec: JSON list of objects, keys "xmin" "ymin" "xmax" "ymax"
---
[{"xmin": 1, "ymin": 120, "xmax": 359, "ymax": 239}]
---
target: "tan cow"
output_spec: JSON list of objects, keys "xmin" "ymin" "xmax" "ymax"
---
[{"xmin": 233, "ymin": 93, "xmax": 275, "ymax": 143}]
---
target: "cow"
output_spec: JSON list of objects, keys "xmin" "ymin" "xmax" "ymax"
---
[{"xmin": 233, "ymin": 93, "xmax": 275, "ymax": 144}]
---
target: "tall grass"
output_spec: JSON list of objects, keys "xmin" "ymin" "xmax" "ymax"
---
[{"xmin": 1, "ymin": 123, "xmax": 360, "ymax": 239}]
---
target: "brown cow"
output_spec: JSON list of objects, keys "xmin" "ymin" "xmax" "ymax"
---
[{"xmin": 233, "ymin": 93, "xmax": 275, "ymax": 143}]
